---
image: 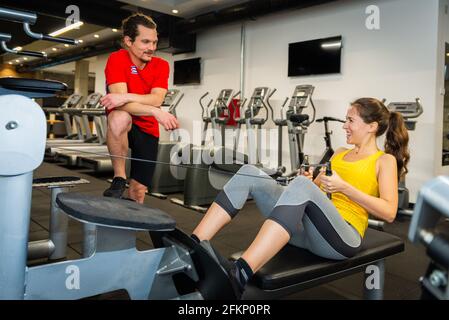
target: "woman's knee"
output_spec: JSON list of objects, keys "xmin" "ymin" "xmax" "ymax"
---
[
  {"xmin": 236, "ymin": 164, "xmax": 266, "ymax": 178},
  {"xmin": 225, "ymin": 165, "xmax": 262, "ymax": 190},
  {"xmin": 108, "ymin": 110, "xmax": 132, "ymax": 136},
  {"xmin": 288, "ymin": 175, "xmax": 313, "ymax": 188}
]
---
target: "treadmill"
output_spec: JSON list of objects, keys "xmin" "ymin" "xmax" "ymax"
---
[
  {"xmin": 53, "ymin": 94, "xmax": 109, "ymax": 166},
  {"xmin": 76, "ymin": 89, "xmax": 182, "ymax": 173},
  {"xmin": 148, "ymin": 89, "xmax": 185, "ymax": 198},
  {"xmin": 43, "ymin": 93, "xmax": 83, "ymax": 141},
  {"xmin": 45, "ymin": 93, "xmax": 102, "ymax": 158}
]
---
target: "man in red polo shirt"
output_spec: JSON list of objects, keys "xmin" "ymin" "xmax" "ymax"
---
[{"xmin": 101, "ymin": 13, "xmax": 178, "ymax": 203}]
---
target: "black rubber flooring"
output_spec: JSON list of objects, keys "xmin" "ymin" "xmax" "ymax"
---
[{"xmin": 28, "ymin": 161, "xmax": 434, "ymax": 300}]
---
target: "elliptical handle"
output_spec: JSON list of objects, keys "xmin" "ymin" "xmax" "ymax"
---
[
  {"xmin": 414, "ymin": 98, "xmax": 424, "ymax": 118},
  {"xmin": 260, "ymin": 89, "xmax": 274, "ymax": 124},
  {"xmin": 266, "ymin": 88, "xmax": 277, "ymax": 122},
  {"xmin": 232, "ymin": 90, "xmax": 241, "ymax": 99},
  {"xmin": 199, "ymin": 92, "xmax": 209, "ymax": 119},
  {"xmin": 169, "ymin": 93, "xmax": 184, "ymax": 115}
]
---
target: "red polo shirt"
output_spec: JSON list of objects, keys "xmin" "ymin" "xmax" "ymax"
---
[{"xmin": 104, "ymin": 49, "xmax": 169, "ymax": 137}]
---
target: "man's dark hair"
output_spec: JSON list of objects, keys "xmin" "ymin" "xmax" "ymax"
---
[{"xmin": 121, "ymin": 13, "xmax": 157, "ymax": 42}]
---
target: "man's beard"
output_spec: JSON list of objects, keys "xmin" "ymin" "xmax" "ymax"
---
[{"xmin": 139, "ymin": 51, "xmax": 153, "ymax": 63}]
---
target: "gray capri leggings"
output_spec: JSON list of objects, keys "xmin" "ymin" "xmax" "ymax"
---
[{"xmin": 215, "ymin": 165, "xmax": 362, "ymax": 260}]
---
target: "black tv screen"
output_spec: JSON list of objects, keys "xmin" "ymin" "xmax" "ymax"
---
[
  {"xmin": 288, "ymin": 36, "xmax": 342, "ymax": 77},
  {"xmin": 173, "ymin": 57, "xmax": 201, "ymax": 85}
]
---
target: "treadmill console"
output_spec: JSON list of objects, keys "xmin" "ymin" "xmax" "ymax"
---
[
  {"xmin": 212, "ymin": 89, "xmax": 234, "ymax": 116},
  {"xmin": 387, "ymin": 101, "xmax": 423, "ymax": 119},
  {"xmin": 162, "ymin": 89, "xmax": 180, "ymax": 107},
  {"xmin": 289, "ymin": 85, "xmax": 314, "ymax": 109},
  {"xmin": 250, "ymin": 87, "xmax": 269, "ymax": 108},
  {"xmin": 62, "ymin": 94, "xmax": 82, "ymax": 108},
  {"xmin": 387, "ymin": 99, "xmax": 423, "ymax": 131},
  {"xmin": 216, "ymin": 89, "xmax": 233, "ymax": 105},
  {"xmin": 85, "ymin": 93, "xmax": 102, "ymax": 108},
  {"xmin": 245, "ymin": 87, "xmax": 270, "ymax": 118}
]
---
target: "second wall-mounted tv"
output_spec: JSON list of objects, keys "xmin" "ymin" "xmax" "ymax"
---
[
  {"xmin": 173, "ymin": 57, "xmax": 201, "ymax": 85},
  {"xmin": 288, "ymin": 36, "xmax": 342, "ymax": 77}
]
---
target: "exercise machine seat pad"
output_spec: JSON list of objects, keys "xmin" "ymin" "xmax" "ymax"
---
[
  {"xmin": 231, "ymin": 228, "xmax": 404, "ymax": 290},
  {"xmin": 0, "ymin": 77, "xmax": 66, "ymax": 93},
  {"xmin": 56, "ymin": 193, "xmax": 176, "ymax": 231}
]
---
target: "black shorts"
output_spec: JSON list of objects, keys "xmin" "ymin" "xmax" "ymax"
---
[{"xmin": 128, "ymin": 124, "xmax": 159, "ymax": 188}]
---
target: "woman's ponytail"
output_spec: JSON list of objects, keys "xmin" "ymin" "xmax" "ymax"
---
[{"xmin": 385, "ymin": 111, "xmax": 409, "ymax": 179}]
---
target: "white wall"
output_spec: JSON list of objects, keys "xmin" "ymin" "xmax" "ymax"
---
[
  {"xmin": 158, "ymin": 23, "xmax": 242, "ymax": 146},
  {"xmin": 92, "ymin": 54, "xmax": 109, "ymax": 95},
  {"xmin": 91, "ymin": 0, "xmax": 440, "ymax": 201}
]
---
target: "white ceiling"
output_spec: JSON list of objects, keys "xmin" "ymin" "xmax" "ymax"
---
[
  {"xmin": 118, "ymin": 0, "xmax": 249, "ymax": 18},
  {"xmin": 4, "ymin": 0, "xmax": 250, "ymax": 72},
  {"xmin": 4, "ymin": 25, "xmax": 119, "ymax": 67}
]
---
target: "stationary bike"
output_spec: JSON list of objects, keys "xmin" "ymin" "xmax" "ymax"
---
[{"xmin": 313, "ymin": 117, "xmax": 345, "ymax": 179}]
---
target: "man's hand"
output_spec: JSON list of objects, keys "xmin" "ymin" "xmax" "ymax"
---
[
  {"xmin": 101, "ymin": 93, "xmax": 130, "ymax": 110},
  {"xmin": 152, "ymin": 108, "xmax": 179, "ymax": 130}
]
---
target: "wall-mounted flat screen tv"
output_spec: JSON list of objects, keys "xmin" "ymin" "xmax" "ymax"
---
[
  {"xmin": 173, "ymin": 57, "xmax": 201, "ymax": 85},
  {"xmin": 288, "ymin": 36, "xmax": 342, "ymax": 77}
]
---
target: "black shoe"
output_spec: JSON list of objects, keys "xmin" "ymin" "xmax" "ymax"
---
[
  {"xmin": 199, "ymin": 241, "xmax": 244, "ymax": 299},
  {"xmin": 103, "ymin": 177, "xmax": 127, "ymax": 199},
  {"xmin": 199, "ymin": 240, "xmax": 232, "ymax": 270}
]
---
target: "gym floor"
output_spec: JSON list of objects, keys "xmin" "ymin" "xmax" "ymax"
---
[{"xmin": 30, "ymin": 161, "xmax": 434, "ymax": 300}]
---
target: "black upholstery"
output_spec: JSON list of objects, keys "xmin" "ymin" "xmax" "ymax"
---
[
  {"xmin": 231, "ymin": 228, "xmax": 404, "ymax": 290},
  {"xmin": 56, "ymin": 193, "xmax": 176, "ymax": 231},
  {"xmin": 33, "ymin": 176, "xmax": 90, "ymax": 188},
  {"xmin": 274, "ymin": 119, "xmax": 288, "ymax": 126},
  {"xmin": 289, "ymin": 114, "xmax": 309, "ymax": 125},
  {"xmin": 33, "ymin": 176, "xmax": 83, "ymax": 185},
  {"xmin": 214, "ymin": 118, "xmax": 228, "ymax": 124},
  {"xmin": 0, "ymin": 77, "xmax": 66, "ymax": 94},
  {"xmin": 250, "ymin": 119, "xmax": 266, "ymax": 125}
]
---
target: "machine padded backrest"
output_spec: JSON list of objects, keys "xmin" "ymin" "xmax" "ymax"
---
[{"xmin": 0, "ymin": 95, "xmax": 46, "ymax": 175}]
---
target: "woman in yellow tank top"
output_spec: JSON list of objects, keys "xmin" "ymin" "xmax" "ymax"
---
[
  {"xmin": 191, "ymin": 98, "xmax": 410, "ymax": 298},
  {"xmin": 318, "ymin": 99, "xmax": 409, "ymax": 235}
]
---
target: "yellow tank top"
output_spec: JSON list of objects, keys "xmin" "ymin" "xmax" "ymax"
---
[{"xmin": 327, "ymin": 149, "xmax": 384, "ymax": 237}]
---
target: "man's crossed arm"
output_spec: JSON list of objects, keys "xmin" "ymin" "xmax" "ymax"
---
[{"xmin": 101, "ymin": 83, "xmax": 178, "ymax": 130}]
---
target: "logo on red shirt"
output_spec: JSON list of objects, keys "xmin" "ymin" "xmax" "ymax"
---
[{"xmin": 130, "ymin": 66, "xmax": 138, "ymax": 74}]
